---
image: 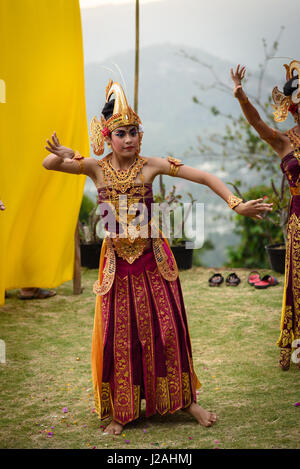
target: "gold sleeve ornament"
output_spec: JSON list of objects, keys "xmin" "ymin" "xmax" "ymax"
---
[
  {"xmin": 272, "ymin": 60, "xmax": 300, "ymax": 122},
  {"xmin": 90, "ymin": 79, "xmax": 144, "ymax": 156},
  {"xmin": 227, "ymin": 195, "xmax": 243, "ymax": 210},
  {"xmin": 167, "ymin": 156, "xmax": 184, "ymax": 177},
  {"xmin": 73, "ymin": 151, "xmax": 85, "ymax": 174}
]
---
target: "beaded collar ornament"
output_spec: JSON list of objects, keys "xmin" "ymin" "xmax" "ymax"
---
[
  {"xmin": 90, "ymin": 80, "xmax": 143, "ymax": 155},
  {"xmin": 97, "ymin": 153, "xmax": 148, "ymax": 196},
  {"xmin": 272, "ymin": 60, "xmax": 300, "ymax": 122}
]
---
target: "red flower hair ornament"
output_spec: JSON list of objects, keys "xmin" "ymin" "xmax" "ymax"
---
[{"xmin": 101, "ymin": 127, "xmax": 110, "ymax": 137}]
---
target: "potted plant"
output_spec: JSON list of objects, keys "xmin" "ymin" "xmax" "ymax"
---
[
  {"xmin": 79, "ymin": 194, "xmax": 104, "ymax": 269},
  {"xmin": 230, "ymin": 179, "xmax": 289, "ymax": 274},
  {"xmin": 264, "ymin": 176, "xmax": 289, "ymax": 274},
  {"xmin": 184, "ymin": 31, "xmax": 290, "ymax": 273}
]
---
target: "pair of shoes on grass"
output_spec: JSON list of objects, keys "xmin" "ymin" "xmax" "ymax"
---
[
  {"xmin": 17, "ymin": 288, "xmax": 56, "ymax": 300},
  {"xmin": 247, "ymin": 271, "xmax": 279, "ymax": 289},
  {"xmin": 208, "ymin": 272, "xmax": 241, "ymax": 287}
]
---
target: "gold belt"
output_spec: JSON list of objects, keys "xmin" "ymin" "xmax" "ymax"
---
[
  {"xmin": 290, "ymin": 186, "xmax": 300, "ymax": 196},
  {"xmin": 111, "ymin": 236, "xmax": 151, "ymax": 263}
]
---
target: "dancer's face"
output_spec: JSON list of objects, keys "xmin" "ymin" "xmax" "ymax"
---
[{"xmin": 109, "ymin": 125, "xmax": 139, "ymax": 157}]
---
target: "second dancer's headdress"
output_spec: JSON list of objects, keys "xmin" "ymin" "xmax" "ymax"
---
[
  {"xmin": 272, "ymin": 60, "xmax": 300, "ymax": 122},
  {"xmin": 90, "ymin": 80, "xmax": 143, "ymax": 155}
]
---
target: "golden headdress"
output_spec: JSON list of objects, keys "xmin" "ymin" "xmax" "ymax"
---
[
  {"xmin": 272, "ymin": 60, "xmax": 300, "ymax": 122},
  {"xmin": 90, "ymin": 80, "xmax": 143, "ymax": 155}
]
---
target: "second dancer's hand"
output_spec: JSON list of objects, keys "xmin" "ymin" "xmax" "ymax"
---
[
  {"xmin": 45, "ymin": 132, "xmax": 75, "ymax": 159},
  {"xmin": 230, "ymin": 64, "xmax": 246, "ymax": 98},
  {"xmin": 234, "ymin": 198, "xmax": 273, "ymax": 220}
]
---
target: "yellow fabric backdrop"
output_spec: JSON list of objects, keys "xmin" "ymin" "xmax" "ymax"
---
[{"xmin": 0, "ymin": 0, "xmax": 90, "ymax": 305}]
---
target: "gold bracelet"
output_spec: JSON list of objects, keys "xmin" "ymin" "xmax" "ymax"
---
[
  {"xmin": 73, "ymin": 151, "xmax": 85, "ymax": 174},
  {"xmin": 227, "ymin": 195, "xmax": 243, "ymax": 210},
  {"xmin": 167, "ymin": 156, "xmax": 184, "ymax": 177}
]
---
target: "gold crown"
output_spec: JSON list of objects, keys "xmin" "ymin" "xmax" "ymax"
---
[
  {"xmin": 272, "ymin": 60, "xmax": 300, "ymax": 122},
  {"xmin": 90, "ymin": 80, "xmax": 142, "ymax": 155}
]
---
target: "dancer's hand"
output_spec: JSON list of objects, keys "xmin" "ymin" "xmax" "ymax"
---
[
  {"xmin": 0, "ymin": 200, "xmax": 5, "ymax": 211},
  {"xmin": 234, "ymin": 198, "xmax": 273, "ymax": 220},
  {"xmin": 230, "ymin": 64, "xmax": 246, "ymax": 98},
  {"xmin": 45, "ymin": 132, "xmax": 75, "ymax": 160}
]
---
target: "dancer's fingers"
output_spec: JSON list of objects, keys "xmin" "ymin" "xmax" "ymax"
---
[
  {"xmin": 46, "ymin": 139, "xmax": 55, "ymax": 150},
  {"xmin": 53, "ymin": 132, "xmax": 60, "ymax": 146},
  {"xmin": 253, "ymin": 198, "xmax": 264, "ymax": 204}
]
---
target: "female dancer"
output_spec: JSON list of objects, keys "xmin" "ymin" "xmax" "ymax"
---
[
  {"xmin": 43, "ymin": 80, "xmax": 272, "ymax": 434},
  {"xmin": 231, "ymin": 61, "xmax": 300, "ymax": 371}
]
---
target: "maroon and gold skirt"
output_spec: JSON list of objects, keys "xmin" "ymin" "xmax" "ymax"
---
[
  {"xmin": 95, "ymin": 243, "xmax": 200, "ymax": 425},
  {"xmin": 278, "ymin": 195, "xmax": 300, "ymax": 369}
]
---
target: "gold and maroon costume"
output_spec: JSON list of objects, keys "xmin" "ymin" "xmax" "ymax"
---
[
  {"xmin": 272, "ymin": 60, "xmax": 300, "ymax": 369},
  {"xmin": 89, "ymin": 81, "xmax": 200, "ymax": 425},
  {"xmin": 277, "ymin": 150, "xmax": 300, "ymax": 369}
]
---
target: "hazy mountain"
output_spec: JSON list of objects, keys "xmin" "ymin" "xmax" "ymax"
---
[{"xmin": 84, "ymin": 43, "xmax": 278, "ymax": 155}]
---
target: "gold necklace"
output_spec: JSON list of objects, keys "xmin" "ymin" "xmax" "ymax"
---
[
  {"xmin": 100, "ymin": 154, "xmax": 146, "ymax": 194},
  {"xmin": 97, "ymin": 154, "xmax": 150, "ymax": 262},
  {"xmin": 107, "ymin": 156, "xmax": 138, "ymax": 181}
]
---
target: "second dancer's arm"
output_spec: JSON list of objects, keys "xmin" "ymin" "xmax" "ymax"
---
[{"xmin": 230, "ymin": 64, "xmax": 290, "ymax": 158}]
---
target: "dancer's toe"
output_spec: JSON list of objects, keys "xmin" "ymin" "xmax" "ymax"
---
[{"xmin": 104, "ymin": 420, "xmax": 123, "ymax": 435}]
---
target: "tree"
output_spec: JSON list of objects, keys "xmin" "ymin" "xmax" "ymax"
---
[{"xmin": 182, "ymin": 28, "xmax": 290, "ymax": 265}]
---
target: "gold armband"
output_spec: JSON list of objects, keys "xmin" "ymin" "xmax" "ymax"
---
[
  {"xmin": 73, "ymin": 151, "xmax": 85, "ymax": 174},
  {"xmin": 167, "ymin": 156, "xmax": 184, "ymax": 177},
  {"xmin": 227, "ymin": 195, "xmax": 243, "ymax": 210}
]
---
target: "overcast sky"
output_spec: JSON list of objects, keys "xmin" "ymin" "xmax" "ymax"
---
[{"xmin": 79, "ymin": 0, "xmax": 300, "ymax": 78}]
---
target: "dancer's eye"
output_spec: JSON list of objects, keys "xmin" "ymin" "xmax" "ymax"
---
[
  {"xmin": 114, "ymin": 131, "xmax": 126, "ymax": 138},
  {"xmin": 129, "ymin": 128, "xmax": 138, "ymax": 137},
  {"xmin": 113, "ymin": 128, "xmax": 138, "ymax": 138}
]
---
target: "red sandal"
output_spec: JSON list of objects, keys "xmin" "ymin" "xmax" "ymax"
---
[
  {"xmin": 254, "ymin": 275, "xmax": 278, "ymax": 289},
  {"xmin": 247, "ymin": 270, "xmax": 261, "ymax": 286}
]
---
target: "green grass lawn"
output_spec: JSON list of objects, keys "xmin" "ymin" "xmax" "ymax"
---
[{"xmin": 0, "ymin": 266, "xmax": 299, "ymax": 449}]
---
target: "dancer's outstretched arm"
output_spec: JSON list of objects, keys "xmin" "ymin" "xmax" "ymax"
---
[
  {"xmin": 151, "ymin": 157, "xmax": 273, "ymax": 220},
  {"xmin": 43, "ymin": 132, "xmax": 273, "ymax": 219},
  {"xmin": 43, "ymin": 132, "xmax": 97, "ymax": 177},
  {"xmin": 230, "ymin": 64, "xmax": 290, "ymax": 158}
]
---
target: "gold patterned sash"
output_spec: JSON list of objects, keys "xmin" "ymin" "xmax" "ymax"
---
[{"xmin": 93, "ymin": 230, "xmax": 179, "ymax": 296}]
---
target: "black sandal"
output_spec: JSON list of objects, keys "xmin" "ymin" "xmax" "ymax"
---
[
  {"xmin": 18, "ymin": 288, "xmax": 56, "ymax": 300},
  {"xmin": 208, "ymin": 273, "xmax": 224, "ymax": 287},
  {"xmin": 226, "ymin": 272, "xmax": 241, "ymax": 286}
]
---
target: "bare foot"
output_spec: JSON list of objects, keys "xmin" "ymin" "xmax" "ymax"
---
[
  {"xmin": 183, "ymin": 402, "xmax": 217, "ymax": 427},
  {"xmin": 104, "ymin": 420, "xmax": 123, "ymax": 435}
]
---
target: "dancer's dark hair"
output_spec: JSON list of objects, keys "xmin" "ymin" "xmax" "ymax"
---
[
  {"xmin": 283, "ymin": 76, "xmax": 299, "ymax": 96},
  {"xmin": 102, "ymin": 99, "xmax": 115, "ymax": 120}
]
